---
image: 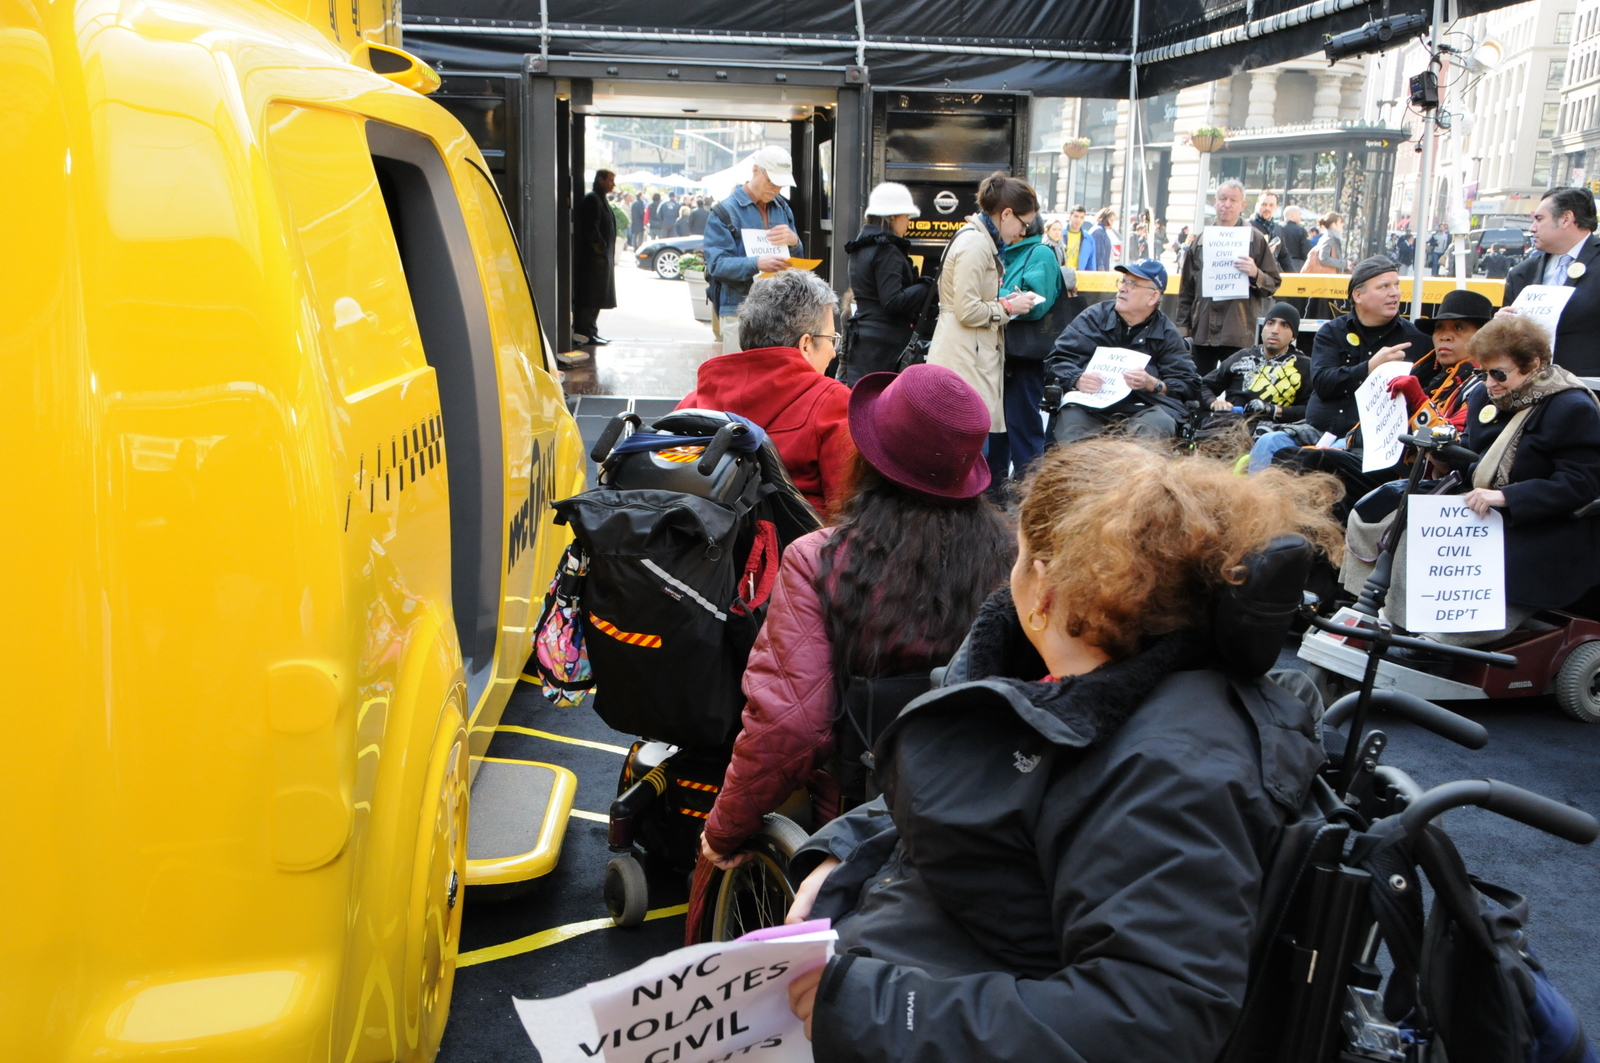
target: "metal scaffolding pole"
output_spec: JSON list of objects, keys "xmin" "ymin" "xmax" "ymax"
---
[
  {"xmin": 1121, "ymin": 0, "xmax": 1141, "ymax": 266},
  {"xmin": 1408, "ymin": 0, "xmax": 1445, "ymax": 318}
]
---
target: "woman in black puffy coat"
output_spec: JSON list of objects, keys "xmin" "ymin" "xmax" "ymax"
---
[
  {"xmin": 783, "ymin": 440, "xmax": 1343, "ymax": 1063},
  {"xmin": 844, "ymin": 183, "xmax": 934, "ymax": 384}
]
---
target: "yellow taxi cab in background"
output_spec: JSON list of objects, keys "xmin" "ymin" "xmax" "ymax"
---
[{"xmin": 1, "ymin": 0, "xmax": 585, "ymax": 1057}]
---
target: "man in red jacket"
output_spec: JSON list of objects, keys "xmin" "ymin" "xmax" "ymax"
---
[{"xmin": 677, "ymin": 270, "xmax": 857, "ymax": 518}]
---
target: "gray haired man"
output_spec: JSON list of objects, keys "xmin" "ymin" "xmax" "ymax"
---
[{"xmin": 1176, "ymin": 177, "xmax": 1284, "ymax": 375}]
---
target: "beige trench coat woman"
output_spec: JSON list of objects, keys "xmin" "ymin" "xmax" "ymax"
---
[{"xmin": 927, "ymin": 216, "xmax": 1007, "ymax": 430}]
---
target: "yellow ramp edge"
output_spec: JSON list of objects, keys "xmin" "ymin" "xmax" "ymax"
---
[{"xmin": 464, "ymin": 758, "xmax": 578, "ymax": 887}]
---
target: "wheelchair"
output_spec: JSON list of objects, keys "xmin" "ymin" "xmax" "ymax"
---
[
  {"xmin": 674, "ymin": 531, "xmax": 1599, "ymax": 1059},
  {"xmin": 1299, "ymin": 424, "xmax": 1600, "ymax": 723},
  {"xmin": 602, "ymin": 735, "xmax": 816, "ymax": 936}
]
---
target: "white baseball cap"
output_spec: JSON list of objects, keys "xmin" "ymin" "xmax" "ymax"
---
[
  {"xmin": 865, "ymin": 182, "xmax": 920, "ymax": 218},
  {"xmin": 751, "ymin": 145, "xmax": 796, "ymax": 187}
]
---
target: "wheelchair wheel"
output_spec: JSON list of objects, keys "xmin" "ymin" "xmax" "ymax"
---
[
  {"xmin": 604, "ymin": 854, "xmax": 649, "ymax": 927},
  {"xmin": 709, "ymin": 814, "xmax": 809, "ymax": 941},
  {"xmin": 1554, "ymin": 640, "xmax": 1600, "ymax": 723}
]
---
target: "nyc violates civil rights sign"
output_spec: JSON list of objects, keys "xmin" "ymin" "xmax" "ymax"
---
[{"xmin": 515, "ymin": 928, "xmax": 836, "ymax": 1063}]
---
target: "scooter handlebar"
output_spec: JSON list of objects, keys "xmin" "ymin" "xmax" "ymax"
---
[
  {"xmin": 1401, "ymin": 778, "xmax": 1599, "ymax": 844},
  {"xmin": 1323, "ymin": 689, "xmax": 1489, "ymax": 750},
  {"xmin": 696, "ymin": 421, "xmax": 747, "ymax": 476},
  {"xmin": 592, "ymin": 412, "xmax": 641, "ymax": 463}
]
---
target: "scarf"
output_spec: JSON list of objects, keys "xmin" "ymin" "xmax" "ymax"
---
[
  {"xmin": 978, "ymin": 212, "xmax": 1007, "ymax": 272},
  {"xmin": 1473, "ymin": 364, "xmax": 1597, "ymax": 489}
]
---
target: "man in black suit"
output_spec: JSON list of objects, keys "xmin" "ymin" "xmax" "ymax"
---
[
  {"xmin": 1278, "ymin": 205, "xmax": 1311, "ymax": 272},
  {"xmin": 1503, "ymin": 187, "xmax": 1600, "ymax": 376}
]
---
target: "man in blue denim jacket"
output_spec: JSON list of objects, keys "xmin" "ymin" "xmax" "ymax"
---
[{"xmin": 704, "ymin": 145, "xmax": 804, "ymax": 352}]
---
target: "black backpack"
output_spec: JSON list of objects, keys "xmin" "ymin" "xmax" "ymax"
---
[{"xmin": 553, "ymin": 410, "xmax": 820, "ymax": 748}]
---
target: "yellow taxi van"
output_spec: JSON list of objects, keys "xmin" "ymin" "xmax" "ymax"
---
[{"xmin": 2, "ymin": 0, "xmax": 585, "ymax": 1057}]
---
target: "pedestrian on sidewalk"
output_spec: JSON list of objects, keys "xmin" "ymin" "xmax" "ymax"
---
[
  {"xmin": 572, "ymin": 169, "xmax": 616, "ymax": 346},
  {"xmin": 629, "ymin": 193, "xmax": 646, "ymax": 249}
]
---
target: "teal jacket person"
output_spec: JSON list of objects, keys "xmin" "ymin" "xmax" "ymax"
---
[{"xmin": 1000, "ymin": 232, "xmax": 1064, "ymax": 323}]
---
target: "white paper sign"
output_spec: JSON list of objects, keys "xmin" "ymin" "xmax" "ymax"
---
[
  {"xmin": 1406, "ymin": 494, "xmax": 1506, "ymax": 633},
  {"xmin": 741, "ymin": 228, "xmax": 790, "ymax": 260},
  {"xmin": 1509, "ymin": 284, "xmax": 1573, "ymax": 343},
  {"xmin": 1201, "ymin": 226, "xmax": 1252, "ymax": 301},
  {"xmin": 1065, "ymin": 347, "xmax": 1151, "ymax": 408},
  {"xmin": 514, "ymin": 931, "xmax": 835, "ymax": 1063},
  {"xmin": 1354, "ymin": 361, "xmax": 1413, "ymax": 472}
]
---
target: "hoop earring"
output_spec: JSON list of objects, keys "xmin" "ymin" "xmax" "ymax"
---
[{"xmin": 1027, "ymin": 610, "xmax": 1048, "ymax": 632}]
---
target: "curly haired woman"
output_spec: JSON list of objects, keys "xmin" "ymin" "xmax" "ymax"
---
[{"xmin": 783, "ymin": 439, "xmax": 1343, "ymax": 1063}]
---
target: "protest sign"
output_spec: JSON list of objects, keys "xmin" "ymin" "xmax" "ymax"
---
[
  {"xmin": 1201, "ymin": 226, "xmax": 1252, "ymax": 300},
  {"xmin": 515, "ymin": 929, "xmax": 836, "ymax": 1063},
  {"xmin": 741, "ymin": 229, "xmax": 791, "ymax": 260},
  {"xmin": 1509, "ymin": 284, "xmax": 1573, "ymax": 345},
  {"xmin": 1064, "ymin": 347, "xmax": 1151, "ymax": 409},
  {"xmin": 1354, "ymin": 361, "xmax": 1412, "ymax": 472},
  {"xmin": 1406, "ymin": 494, "xmax": 1506, "ymax": 633}
]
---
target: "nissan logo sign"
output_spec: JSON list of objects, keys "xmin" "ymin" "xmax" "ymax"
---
[{"xmin": 933, "ymin": 190, "xmax": 959, "ymax": 215}]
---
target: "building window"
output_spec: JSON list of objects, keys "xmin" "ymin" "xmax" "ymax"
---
[
  {"xmin": 1543, "ymin": 101, "xmax": 1562, "ymax": 137},
  {"xmin": 1558, "ymin": 11, "xmax": 1574, "ymax": 44},
  {"xmin": 1550, "ymin": 59, "xmax": 1569, "ymax": 90},
  {"xmin": 1535, "ymin": 150, "xmax": 1553, "ymax": 185}
]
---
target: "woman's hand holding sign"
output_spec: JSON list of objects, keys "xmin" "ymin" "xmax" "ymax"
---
[{"xmin": 1462, "ymin": 488, "xmax": 1507, "ymax": 517}]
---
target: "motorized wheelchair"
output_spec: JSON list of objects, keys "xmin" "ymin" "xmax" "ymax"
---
[
  {"xmin": 557, "ymin": 408, "xmax": 822, "ymax": 931},
  {"xmin": 680, "ymin": 530, "xmax": 1600, "ymax": 1058},
  {"xmin": 1299, "ymin": 424, "xmax": 1600, "ymax": 722}
]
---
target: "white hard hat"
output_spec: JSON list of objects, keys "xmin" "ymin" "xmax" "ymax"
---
[
  {"xmin": 865, "ymin": 182, "xmax": 920, "ymax": 218},
  {"xmin": 751, "ymin": 145, "xmax": 796, "ymax": 187}
]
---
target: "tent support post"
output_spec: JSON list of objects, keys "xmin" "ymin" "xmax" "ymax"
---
[
  {"xmin": 1122, "ymin": 0, "xmax": 1140, "ymax": 266},
  {"xmin": 1408, "ymin": 0, "xmax": 1444, "ymax": 318}
]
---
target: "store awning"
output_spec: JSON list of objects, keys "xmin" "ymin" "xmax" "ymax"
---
[{"xmin": 404, "ymin": 0, "xmax": 1525, "ymax": 98}]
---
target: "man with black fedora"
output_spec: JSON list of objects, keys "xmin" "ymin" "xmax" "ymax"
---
[{"xmin": 1502, "ymin": 187, "xmax": 1600, "ymax": 376}]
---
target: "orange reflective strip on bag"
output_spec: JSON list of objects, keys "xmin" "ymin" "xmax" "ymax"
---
[{"xmin": 588, "ymin": 612, "xmax": 663, "ymax": 649}]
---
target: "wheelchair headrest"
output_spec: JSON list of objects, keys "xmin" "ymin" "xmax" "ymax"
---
[{"xmin": 1210, "ymin": 534, "xmax": 1314, "ymax": 677}]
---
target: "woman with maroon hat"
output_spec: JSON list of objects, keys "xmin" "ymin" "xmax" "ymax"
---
[{"xmin": 698, "ymin": 364, "xmax": 1014, "ymax": 869}]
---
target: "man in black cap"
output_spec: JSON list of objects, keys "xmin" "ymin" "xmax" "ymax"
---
[
  {"xmin": 1248, "ymin": 257, "xmax": 1432, "ymax": 511},
  {"xmin": 1200, "ymin": 301, "xmax": 1311, "ymax": 430},
  {"xmin": 1303, "ymin": 255, "xmax": 1430, "ymax": 440},
  {"xmin": 1045, "ymin": 259, "xmax": 1201, "ymax": 444}
]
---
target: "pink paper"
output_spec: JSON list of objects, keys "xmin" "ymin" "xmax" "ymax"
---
[{"xmin": 735, "ymin": 918, "xmax": 830, "ymax": 942}]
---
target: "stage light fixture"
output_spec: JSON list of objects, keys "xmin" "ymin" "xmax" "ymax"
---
[{"xmin": 1324, "ymin": 12, "xmax": 1430, "ymax": 63}]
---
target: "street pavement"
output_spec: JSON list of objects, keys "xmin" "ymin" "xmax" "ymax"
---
[{"xmin": 560, "ymin": 260, "xmax": 718, "ymax": 398}]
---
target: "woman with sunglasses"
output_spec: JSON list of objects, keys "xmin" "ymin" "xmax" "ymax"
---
[
  {"xmin": 928, "ymin": 172, "xmax": 1045, "ymax": 486},
  {"xmin": 1440, "ymin": 315, "xmax": 1600, "ymax": 644}
]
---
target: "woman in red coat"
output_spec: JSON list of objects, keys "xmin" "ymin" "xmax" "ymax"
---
[
  {"xmin": 678, "ymin": 270, "xmax": 857, "ymax": 518},
  {"xmin": 699, "ymin": 364, "xmax": 1014, "ymax": 864}
]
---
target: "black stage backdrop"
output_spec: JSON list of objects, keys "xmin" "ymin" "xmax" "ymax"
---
[{"xmin": 404, "ymin": 0, "xmax": 1524, "ymax": 98}]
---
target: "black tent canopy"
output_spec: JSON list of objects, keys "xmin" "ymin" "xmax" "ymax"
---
[{"xmin": 404, "ymin": 0, "xmax": 1516, "ymax": 99}]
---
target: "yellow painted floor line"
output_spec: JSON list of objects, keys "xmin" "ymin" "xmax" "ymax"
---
[
  {"xmin": 570, "ymin": 808, "xmax": 608, "ymax": 823},
  {"xmin": 497, "ymin": 724, "xmax": 629, "ymax": 756},
  {"xmin": 457, "ymin": 904, "xmax": 689, "ymax": 968}
]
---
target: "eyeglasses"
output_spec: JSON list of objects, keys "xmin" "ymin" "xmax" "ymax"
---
[
  {"xmin": 1116, "ymin": 277, "xmax": 1157, "ymax": 292},
  {"xmin": 810, "ymin": 333, "xmax": 841, "ymax": 346},
  {"xmin": 1474, "ymin": 367, "xmax": 1511, "ymax": 382}
]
